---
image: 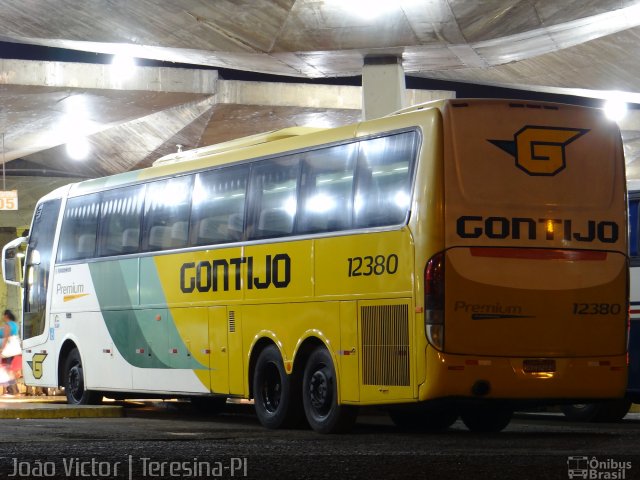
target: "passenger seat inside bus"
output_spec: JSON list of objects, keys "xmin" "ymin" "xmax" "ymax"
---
[
  {"xmin": 227, "ymin": 213, "xmax": 243, "ymax": 240},
  {"xmin": 77, "ymin": 233, "xmax": 96, "ymax": 257},
  {"xmin": 121, "ymin": 228, "xmax": 140, "ymax": 253},
  {"xmin": 148, "ymin": 225, "xmax": 171, "ymax": 250},
  {"xmin": 171, "ymin": 221, "xmax": 188, "ymax": 247},
  {"xmin": 197, "ymin": 218, "xmax": 223, "ymax": 245},
  {"xmin": 258, "ymin": 208, "xmax": 293, "ymax": 237},
  {"xmin": 197, "ymin": 215, "xmax": 243, "ymax": 245}
]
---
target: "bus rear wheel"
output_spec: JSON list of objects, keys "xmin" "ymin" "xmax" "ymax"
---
[
  {"xmin": 389, "ymin": 405, "xmax": 458, "ymax": 431},
  {"xmin": 562, "ymin": 399, "xmax": 631, "ymax": 422},
  {"xmin": 560, "ymin": 403, "xmax": 600, "ymax": 422},
  {"xmin": 63, "ymin": 348, "xmax": 102, "ymax": 405},
  {"xmin": 592, "ymin": 399, "xmax": 632, "ymax": 422},
  {"xmin": 252, "ymin": 345, "xmax": 303, "ymax": 429},
  {"xmin": 460, "ymin": 405, "xmax": 512, "ymax": 433},
  {"xmin": 302, "ymin": 347, "xmax": 358, "ymax": 434}
]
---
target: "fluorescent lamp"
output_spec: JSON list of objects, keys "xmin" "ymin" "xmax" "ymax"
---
[
  {"xmin": 603, "ymin": 97, "xmax": 628, "ymax": 122},
  {"xmin": 66, "ymin": 137, "xmax": 90, "ymax": 161},
  {"xmin": 111, "ymin": 54, "xmax": 136, "ymax": 80}
]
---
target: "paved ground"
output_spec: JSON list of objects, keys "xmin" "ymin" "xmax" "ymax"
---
[
  {"xmin": 0, "ymin": 400, "xmax": 638, "ymax": 480},
  {"xmin": 0, "ymin": 397, "xmax": 122, "ymax": 419}
]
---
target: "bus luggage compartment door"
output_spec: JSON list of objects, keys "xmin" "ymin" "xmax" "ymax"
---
[{"xmin": 208, "ymin": 306, "xmax": 229, "ymax": 395}]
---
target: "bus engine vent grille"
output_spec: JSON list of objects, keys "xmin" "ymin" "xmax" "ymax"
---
[
  {"xmin": 361, "ymin": 304, "xmax": 410, "ymax": 386},
  {"xmin": 228, "ymin": 311, "xmax": 236, "ymax": 333}
]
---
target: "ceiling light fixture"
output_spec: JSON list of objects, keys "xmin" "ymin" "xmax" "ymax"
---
[
  {"xmin": 603, "ymin": 95, "xmax": 628, "ymax": 122},
  {"xmin": 328, "ymin": 0, "xmax": 409, "ymax": 20},
  {"xmin": 110, "ymin": 54, "xmax": 136, "ymax": 80},
  {"xmin": 66, "ymin": 137, "xmax": 91, "ymax": 161}
]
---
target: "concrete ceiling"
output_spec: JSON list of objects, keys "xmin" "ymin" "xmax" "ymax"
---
[
  {"xmin": 2, "ymin": 0, "xmax": 640, "ymax": 225},
  {"xmin": 0, "ymin": 66, "xmax": 439, "ymax": 223},
  {"xmin": 0, "ymin": 0, "xmax": 638, "ymax": 92}
]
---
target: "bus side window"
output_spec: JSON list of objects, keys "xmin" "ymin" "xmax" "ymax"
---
[
  {"xmin": 630, "ymin": 197, "xmax": 639, "ymax": 259},
  {"xmin": 248, "ymin": 155, "xmax": 301, "ymax": 240},
  {"xmin": 98, "ymin": 185, "xmax": 145, "ymax": 256},
  {"xmin": 354, "ymin": 131, "xmax": 418, "ymax": 228},
  {"xmin": 190, "ymin": 165, "xmax": 249, "ymax": 246},
  {"xmin": 297, "ymin": 143, "xmax": 357, "ymax": 234},
  {"xmin": 57, "ymin": 193, "xmax": 101, "ymax": 263},
  {"xmin": 141, "ymin": 176, "xmax": 193, "ymax": 252}
]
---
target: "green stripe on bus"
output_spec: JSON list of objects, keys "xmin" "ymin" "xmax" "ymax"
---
[{"xmin": 89, "ymin": 260, "xmax": 205, "ymax": 370}]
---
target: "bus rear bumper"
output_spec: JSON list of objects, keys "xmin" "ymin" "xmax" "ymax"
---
[{"xmin": 419, "ymin": 347, "xmax": 628, "ymax": 403}]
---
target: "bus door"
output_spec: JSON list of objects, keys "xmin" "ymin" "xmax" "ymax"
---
[{"xmin": 22, "ymin": 199, "xmax": 62, "ymax": 385}]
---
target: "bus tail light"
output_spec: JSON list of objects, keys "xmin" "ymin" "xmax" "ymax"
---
[{"xmin": 425, "ymin": 251, "xmax": 445, "ymax": 351}]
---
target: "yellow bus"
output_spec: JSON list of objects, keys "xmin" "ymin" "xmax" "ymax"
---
[{"xmin": 2, "ymin": 99, "xmax": 628, "ymax": 433}]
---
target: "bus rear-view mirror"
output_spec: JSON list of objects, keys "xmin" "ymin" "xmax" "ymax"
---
[{"xmin": 2, "ymin": 237, "xmax": 27, "ymax": 286}]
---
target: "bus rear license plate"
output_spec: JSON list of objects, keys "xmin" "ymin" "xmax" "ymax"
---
[{"xmin": 523, "ymin": 359, "xmax": 556, "ymax": 373}]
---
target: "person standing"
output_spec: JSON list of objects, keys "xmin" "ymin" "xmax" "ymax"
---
[{"xmin": 0, "ymin": 310, "xmax": 20, "ymax": 395}]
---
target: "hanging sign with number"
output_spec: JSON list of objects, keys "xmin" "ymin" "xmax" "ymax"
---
[{"xmin": 0, "ymin": 190, "xmax": 18, "ymax": 210}]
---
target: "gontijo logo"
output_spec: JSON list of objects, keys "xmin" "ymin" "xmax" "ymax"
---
[
  {"xmin": 27, "ymin": 353, "xmax": 47, "ymax": 380},
  {"xmin": 489, "ymin": 126, "xmax": 589, "ymax": 176}
]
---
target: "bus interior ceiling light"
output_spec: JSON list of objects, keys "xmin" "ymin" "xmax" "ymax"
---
[
  {"xmin": 66, "ymin": 137, "xmax": 90, "ymax": 161},
  {"xmin": 110, "ymin": 54, "xmax": 136, "ymax": 79}
]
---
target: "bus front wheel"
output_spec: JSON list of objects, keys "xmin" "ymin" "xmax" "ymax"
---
[
  {"xmin": 63, "ymin": 348, "xmax": 102, "ymax": 405},
  {"xmin": 302, "ymin": 347, "xmax": 358, "ymax": 434},
  {"xmin": 252, "ymin": 345, "xmax": 303, "ymax": 429},
  {"xmin": 460, "ymin": 405, "xmax": 512, "ymax": 433}
]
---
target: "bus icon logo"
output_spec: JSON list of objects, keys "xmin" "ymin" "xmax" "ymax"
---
[
  {"xmin": 567, "ymin": 456, "xmax": 589, "ymax": 479},
  {"xmin": 489, "ymin": 126, "xmax": 588, "ymax": 176}
]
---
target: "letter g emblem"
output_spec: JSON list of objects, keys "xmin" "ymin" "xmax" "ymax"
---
[{"xmin": 490, "ymin": 126, "xmax": 588, "ymax": 176}]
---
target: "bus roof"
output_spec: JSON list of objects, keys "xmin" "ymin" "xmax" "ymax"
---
[
  {"xmin": 152, "ymin": 126, "xmax": 326, "ymax": 167},
  {"xmin": 389, "ymin": 99, "xmax": 448, "ymax": 116},
  {"xmin": 68, "ymin": 124, "xmax": 343, "ymax": 197}
]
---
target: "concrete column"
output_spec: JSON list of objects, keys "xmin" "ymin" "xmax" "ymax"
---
[
  {"xmin": 362, "ymin": 56, "xmax": 406, "ymax": 120},
  {"xmin": 0, "ymin": 227, "xmax": 21, "ymax": 323}
]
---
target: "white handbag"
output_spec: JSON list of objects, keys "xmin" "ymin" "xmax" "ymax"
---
[
  {"xmin": 1, "ymin": 335, "xmax": 21, "ymax": 358},
  {"xmin": 0, "ymin": 366, "xmax": 10, "ymax": 384}
]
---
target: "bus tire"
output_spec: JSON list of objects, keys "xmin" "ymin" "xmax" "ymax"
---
[
  {"xmin": 561, "ymin": 403, "xmax": 602, "ymax": 422},
  {"xmin": 593, "ymin": 398, "xmax": 632, "ymax": 422},
  {"xmin": 190, "ymin": 396, "xmax": 227, "ymax": 415},
  {"xmin": 63, "ymin": 348, "xmax": 102, "ymax": 405},
  {"xmin": 252, "ymin": 345, "xmax": 302, "ymax": 429},
  {"xmin": 563, "ymin": 399, "xmax": 633, "ymax": 423},
  {"xmin": 389, "ymin": 406, "xmax": 458, "ymax": 431},
  {"xmin": 460, "ymin": 405, "xmax": 512, "ymax": 433},
  {"xmin": 302, "ymin": 347, "xmax": 358, "ymax": 434}
]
